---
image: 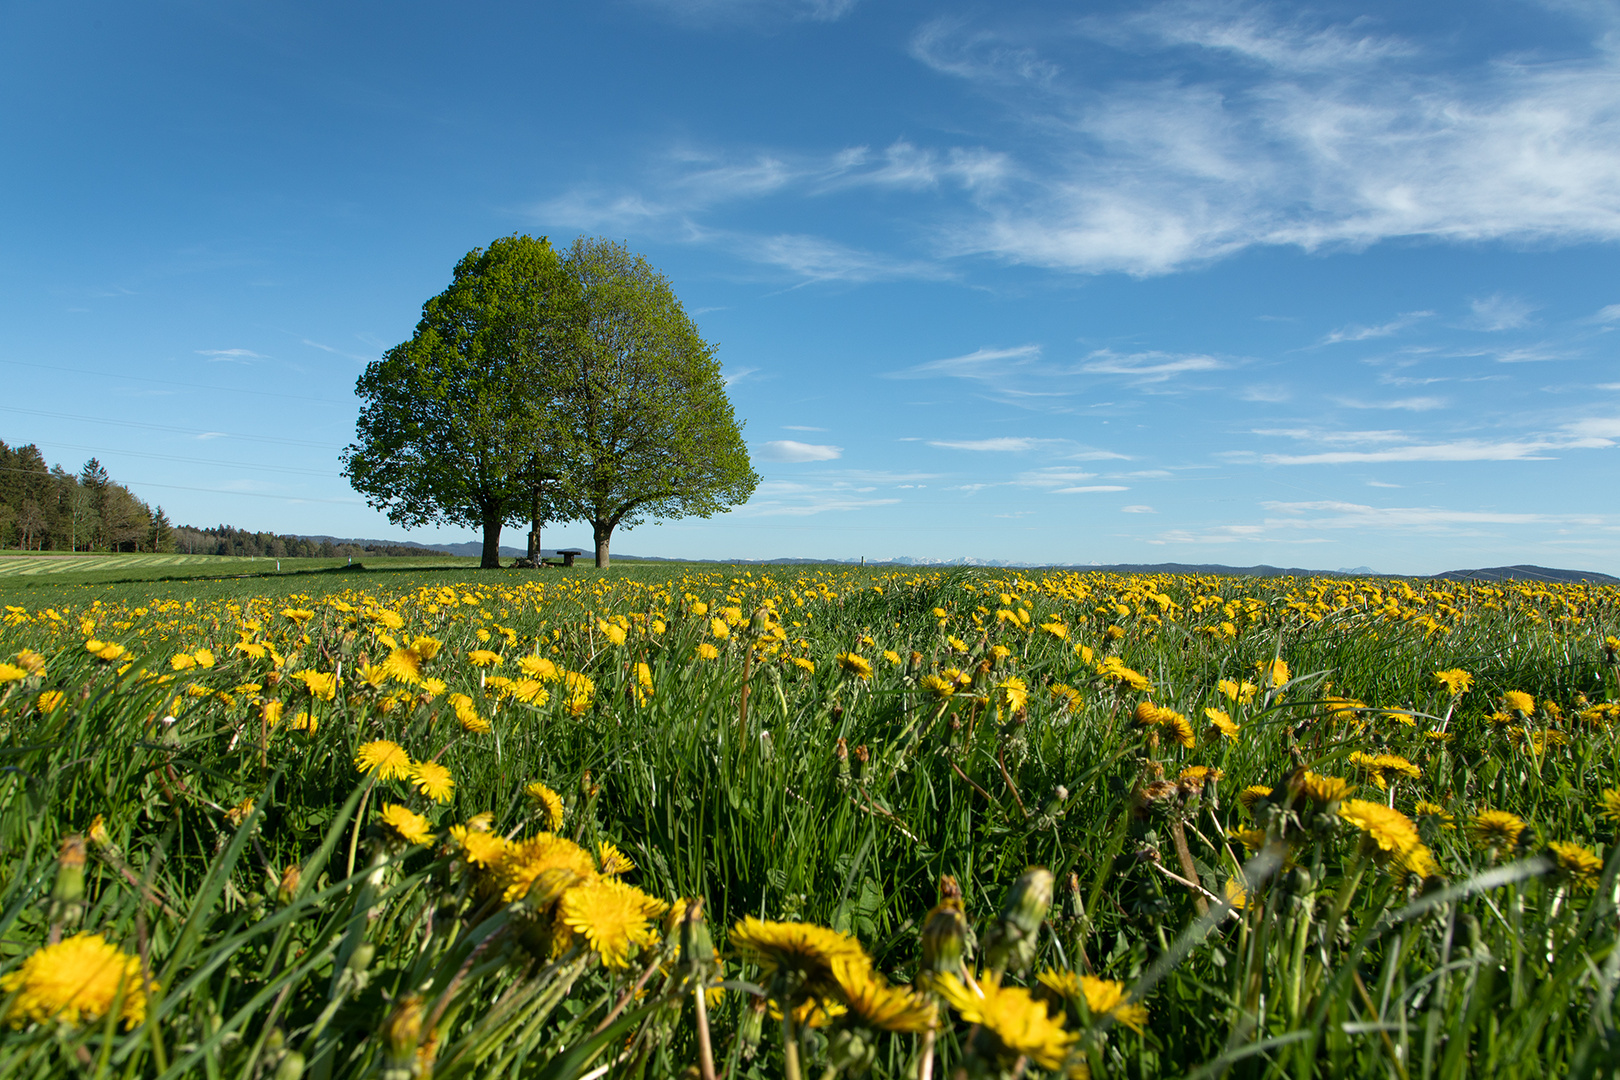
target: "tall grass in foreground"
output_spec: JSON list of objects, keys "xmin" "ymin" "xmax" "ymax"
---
[{"xmin": 0, "ymin": 568, "xmax": 1618, "ymax": 1077}]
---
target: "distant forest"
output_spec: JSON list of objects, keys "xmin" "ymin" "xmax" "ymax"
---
[{"xmin": 0, "ymin": 438, "xmax": 446, "ymax": 558}]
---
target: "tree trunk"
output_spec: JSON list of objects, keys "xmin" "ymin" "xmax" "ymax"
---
[
  {"xmin": 480, "ymin": 512, "xmax": 503, "ymax": 569},
  {"xmin": 527, "ymin": 489, "xmax": 542, "ymax": 565},
  {"xmin": 593, "ymin": 518, "xmax": 611, "ymax": 569}
]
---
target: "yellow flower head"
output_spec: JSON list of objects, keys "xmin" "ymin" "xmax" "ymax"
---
[
  {"xmin": 1255, "ymin": 658, "xmax": 1291, "ymax": 689},
  {"xmin": 493, "ymin": 834, "xmax": 597, "ymax": 903},
  {"xmin": 557, "ymin": 878, "xmax": 668, "ymax": 969},
  {"xmin": 832, "ymin": 958, "xmax": 936, "ymax": 1033},
  {"xmin": 1501, "ymin": 690, "xmax": 1535, "ymax": 717},
  {"xmin": 518, "ymin": 655, "xmax": 562, "ymax": 681},
  {"xmin": 996, "ymin": 676, "xmax": 1029, "ymax": 712},
  {"xmin": 1204, "ymin": 707, "xmax": 1238, "ymax": 738},
  {"xmin": 696, "ymin": 643, "xmax": 720, "ymax": 660},
  {"xmin": 1037, "ymin": 968, "xmax": 1149, "ymax": 1034},
  {"xmin": 1291, "ymin": 771, "xmax": 1354, "ymax": 809},
  {"xmin": 1238, "ymin": 784, "xmax": 1273, "ymax": 813},
  {"xmin": 596, "ymin": 840, "xmax": 635, "ymax": 876},
  {"xmin": 1339, "ymin": 800, "xmax": 1438, "ymax": 878},
  {"xmin": 1, "ymin": 933, "xmax": 150, "ymax": 1029},
  {"xmin": 1548, "ymin": 841, "xmax": 1603, "ymax": 890},
  {"xmin": 1471, "ymin": 809, "xmax": 1529, "ymax": 852},
  {"xmin": 1600, "ymin": 788, "xmax": 1620, "ymax": 826},
  {"xmin": 354, "ymin": 740, "xmax": 413, "ymax": 780},
  {"xmin": 921, "ymin": 674, "xmax": 956, "ymax": 699},
  {"xmin": 1433, "ymin": 668, "xmax": 1473, "ymax": 695},
  {"xmin": 449, "ymin": 827, "xmax": 509, "ymax": 869},
  {"xmin": 382, "ymin": 647, "xmax": 424, "ymax": 686},
  {"xmin": 934, "ymin": 971, "xmax": 1078, "ymax": 1072},
  {"xmin": 448, "ymin": 693, "xmax": 490, "ymax": 733},
  {"xmin": 729, "ymin": 917, "xmax": 870, "ymax": 997},
  {"xmin": 467, "ymin": 649, "xmax": 503, "ymax": 667},
  {"xmin": 525, "ymin": 782, "xmax": 566, "ymax": 831},
  {"xmin": 836, "ymin": 652, "xmax": 873, "ymax": 680},
  {"xmin": 12, "ymin": 649, "xmax": 46, "ymax": 675},
  {"xmin": 562, "ymin": 671, "xmax": 595, "ymax": 716},
  {"xmin": 408, "ymin": 761, "xmax": 455, "ymax": 803},
  {"xmin": 378, "ymin": 804, "xmax": 434, "ymax": 846},
  {"xmin": 292, "ymin": 669, "xmax": 338, "ymax": 701}
]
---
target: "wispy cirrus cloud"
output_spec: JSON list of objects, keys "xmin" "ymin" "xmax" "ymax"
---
[
  {"xmin": 1321, "ymin": 311, "xmax": 1433, "ymax": 345},
  {"xmin": 197, "ymin": 348, "xmax": 264, "ymax": 363},
  {"xmin": 929, "ymin": 437, "xmax": 1128, "ymax": 459},
  {"xmin": 755, "ymin": 439, "xmax": 843, "ymax": 462},
  {"xmin": 1236, "ymin": 416, "xmax": 1620, "ymax": 465},
  {"xmin": 1465, "ymin": 294, "xmax": 1537, "ymax": 332}
]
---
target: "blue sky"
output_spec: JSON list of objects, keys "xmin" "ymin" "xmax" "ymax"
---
[{"xmin": 4, "ymin": 0, "xmax": 1618, "ymax": 574}]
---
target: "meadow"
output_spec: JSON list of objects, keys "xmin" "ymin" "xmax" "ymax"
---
[{"xmin": 1, "ymin": 559, "xmax": 1618, "ymax": 1079}]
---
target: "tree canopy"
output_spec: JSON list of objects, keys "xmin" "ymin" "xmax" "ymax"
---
[
  {"xmin": 342, "ymin": 235, "xmax": 573, "ymax": 567},
  {"xmin": 344, "ymin": 235, "xmax": 757, "ymax": 568}
]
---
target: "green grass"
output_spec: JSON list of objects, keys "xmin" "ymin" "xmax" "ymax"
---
[{"xmin": 0, "ymin": 566, "xmax": 1617, "ymax": 1078}]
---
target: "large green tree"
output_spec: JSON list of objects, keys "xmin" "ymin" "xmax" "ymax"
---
[
  {"xmin": 550, "ymin": 238, "xmax": 758, "ymax": 567},
  {"xmin": 343, "ymin": 235, "xmax": 572, "ymax": 568}
]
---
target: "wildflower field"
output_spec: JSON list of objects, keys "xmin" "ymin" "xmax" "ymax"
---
[{"xmin": 2, "ymin": 563, "xmax": 1619, "ymax": 1079}]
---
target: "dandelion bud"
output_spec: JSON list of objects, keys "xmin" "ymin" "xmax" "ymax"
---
[
  {"xmin": 277, "ymin": 864, "xmax": 302, "ymax": 906},
  {"xmin": 519, "ymin": 867, "xmax": 584, "ymax": 915},
  {"xmin": 346, "ymin": 942, "xmax": 376, "ymax": 975},
  {"xmin": 274, "ymin": 1050, "xmax": 306, "ymax": 1080},
  {"xmin": 827, "ymin": 1029, "xmax": 875, "ymax": 1074},
  {"xmin": 49, "ymin": 835, "xmax": 87, "ymax": 933},
  {"xmin": 739, "ymin": 995, "xmax": 767, "ymax": 1060},
  {"xmin": 751, "ymin": 607, "xmax": 773, "ymax": 634},
  {"xmin": 919, "ymin": 896, "xmax": 969, "ymax": 976},
  {"xmin": 983, "ymin": 866, "xmax": 1053, "ymax": 975},
  {"xmin": 87, "ymin": 814, "xmax": 113, "ymax": 852},
  {"xmin": 678, "ymin": 897, "xmax": 717, "ymax": 981},
  {"xmin": 381, "ymin": 994, "xmax": 425, "ymax": 1080}
]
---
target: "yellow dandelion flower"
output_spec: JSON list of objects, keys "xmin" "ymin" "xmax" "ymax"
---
[
  {"xmin": 557, "ymin": 878, "xmax": 667, "ymax": 969},
  {"xmin": 167, "ymin": 653, "xmax": 196, "ymax": 672},
  {"xmin": 1502, "ymin": 690, "xmax": 1535, "ymax": 717},
  {"xmin": 1339, "ymin": 800, "xmax": 1438, "ymax": 877},
  {"xmin": 596, "ymin": 841, "xmax": 635, "ymax": 876},
  {"xmin": 1205, "ymin": 707, "xmax": 1238, "ymax": 738},
  {"xmin": 1548, "ymin": 841, "xmax": 1603, "ymax": 890},
  {"xmin": 1471, "ymin": 809, "xmax": 1528, "ymax": 851},
  {"xmin": 1433, "ymin": 669, "xmax": 1473, "ymax": 695},
  {"xmin": 408, "ymin": 761, "xmax": 455, "ymax": 803},
  {"xmin": 37, "ymin": 690, "xmax": 66, "ymax": 712},
  {"xmin": 934, "ymin": 971, "xmax": 1077, "ymax": 1072},
  {"xmin": 509, "ymin": 678, "xmax": 550, "ymax": 705},
  {"xmin": 281, "ymin": 608, "xmax": 315, "ymax": 624},
  {"xmin": 493, "ymin": 834, "xmax": 597, "ymax": 903},
  {"xmin": 1238, "ymin": 784, "xmax": 1273, "ymax": 813},
  {"xmin": 467, "ymin": 649, "xmax": 503, "ymax": 667},
  {"xmin": 13, "ymin": 649, "xmax": 45, "ymax": 675},
  {"xmin": 597, "ymin": 620, "xmax": 628, "ymax": 646},
  {"xmin": 288, "ymin": 711, "xmax": 317, "ymax": 733},
  {"xmin": 354, "ymin": 740, "xmax": 412, "ymax": 780},
  {"xmin": 1037, "ymin": 968, "xmax": 1149, "ymax": 1034},
  {"xmin": 447, "ymin": 692, "xmax": 490, "ymax": 733},
  {"xmin": 378, "ymin": 803, "xmax": 434, "ymax": 846},
  {"xmin": 832, "ymin": 958, "xmax": 935, "ymax": 1033},
  {"xmin": 518, "ymin": 655, "xmax": 562, "ymax": 681},
  {"xmin": 921, "ymin": 674, "xmax": 956, "ymax": 699},
  {"xmin": 1600, "ymin": 789, "xmax": 1620, "ymax": 825},
  {"xmin": 292, "ymin": 669, "xmax": 338, "ymax": 701},
  {"xmin": 525, "ymin": 783, "xmax": 566, "ymax": 831},
  {"xmin": 836, "ymin": 652, "xmax": 873, "ymax": 680},
  {"xmin": 448, "ymin": 826, "xmax": 509, "ymax": 868},
  {"xmin": 729, "ymin": 917, "xmax": 870, "ymax": 995},
  {"xmin": 0, "ymin": 933, "xmax": 150, "ymax": 1029},
  {"xmin": 1292, "ymin": 771, "xmax": 1354, "ymax": 808},
  {"xmin": 1413, "ymin": 801, "xmax": 1456, "ymax": 829},
  {"xmin": 562, "ymin": 671, "xmax": 594, "ymax": 716},
  {"xmin": 1255, "ymin": 658, "xmax": 1291, "ymax": 688},
  {"xmin": 382, "ymin": 647, "xmax": 424, "ymax": 687},
  {"xmin": 790, "ymin": 657, "xmax": 816, "ymax": 674},
  {"xmin": 225, "ymin": 798, "xmax": 256, "ymax": 828}
]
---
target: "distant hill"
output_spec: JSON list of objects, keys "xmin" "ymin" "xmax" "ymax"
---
[{"xmin": 1429, "ymin": 564, "xmax": 1620, "ymax": 585}]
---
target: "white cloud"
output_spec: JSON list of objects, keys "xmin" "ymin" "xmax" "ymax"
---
[
  {"xmin": 1055, "ymin": 485, "xmax": 1129, "ymax": 494},
  {"xmin": 1466, "ymin": 294, "xmax": 1537, "ymax": 331},
  {"xmin": 932, "ymin": 437, "xmax": 1046, "ymax": 452},
  {"xmin": 1321, "ymin": 311, "xmax": 1433, "ymax": 345},
  {"xmin": 910, "ymin": 17, "xmax": 1062, "ymax": 85},
  {"xmin": 1076, "ymin": 349, "xmax": 1224, "ymax": 381},
  {"xmin": 887, "ymin": 344, "xmax": 1042, "ymax": 380},
  {"xmin": 197, "ymin": 348, "xmax": 264, "ymax": 363},
  {"xmin": 635, "ymin": 0, "xmax": 858, "ymax": 25},
  {"xmin": 783, "ymin": 424, "xmax": 826, "ymax": 431},
  {"xmin": 1591, "ymin": 303, "xmax": 1620, "ymax": 323},
  {"xmin": 1122, "ymin": 504, "xmax": 1157, "ymax": 513},
  {"xmin": 926, "ymin": 7, "xmax": 1620, "ymax": 275},
  {"xmin": 722, "ymin": 365, "xmax": 758, "ymax": 387},
  {"xmin": 1016, "ymin": 468, "xmax": 1097, "ymax": 486},
  {"xmin": 755, "ymin": 440, "xmax": 844, "ymax": 462},
  {"xmin": 1338, "ymin": 396, "xmax": 1448, "ymax": 412}
]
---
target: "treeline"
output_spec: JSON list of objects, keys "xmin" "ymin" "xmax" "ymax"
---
[
  {"xmin": 170, "ymin": 525, "xmax": 449, "ymax": 560},
  {"xmin": 2, "ymin": 439, "xmax": 448, "ymax": 558},
  {"xmin": 0, "ymin": 441, "xmax": 171, "ymax": 552}
]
